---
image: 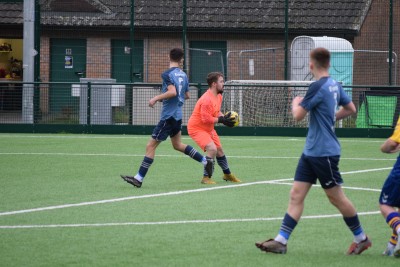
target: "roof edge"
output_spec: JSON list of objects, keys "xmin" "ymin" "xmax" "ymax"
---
[{"xmin": 353, "ymin": 0, "xmax": 373, "ymax": 32}]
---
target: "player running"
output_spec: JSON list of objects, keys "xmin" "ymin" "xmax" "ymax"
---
[
  {"xmin": 255, "ymin": 47, "xmax": 371, "ymax": 255},
  {"xmin": 187, "ymin": 72, "xmax": 241, "ymax": 184},
  {"xmin": 379, "ymin": 117, "xmax": 400, "ymax": 257},
  {"xmin": 120, "ymin": 48, "xmax": 213, "ymax": 188}
]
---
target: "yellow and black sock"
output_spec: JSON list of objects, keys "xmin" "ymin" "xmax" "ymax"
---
[
  {"xmin": 387, "ymin": 212, "xmax": 400, "ymax": 236},
  {"xmin": 389, "ymin": 232, "xmax": 398, "ymax": 246}
]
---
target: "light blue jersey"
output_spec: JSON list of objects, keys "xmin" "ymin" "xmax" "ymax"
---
[
  {"xmin": 300, "ymin": 77, "xmax": 351, "ymax": 157},
  {"xmin": 160, "ymin": 67, "xmax": 189, "ymax": 120}
]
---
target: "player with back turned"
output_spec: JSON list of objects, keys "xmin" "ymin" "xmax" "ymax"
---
[
  {"xmin": 120, "ymin": 48, "xmax": 213, "ymax": 188},
  {"xmin": 255, "ymin": 47, "xmax": 371, "ymax": 255}
]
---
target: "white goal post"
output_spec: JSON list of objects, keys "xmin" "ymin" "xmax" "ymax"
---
[{"xmin": 223, "ymin": 80, "xmax": 313, "ymax": 127}]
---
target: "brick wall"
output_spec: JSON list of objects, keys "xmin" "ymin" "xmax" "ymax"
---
[
  {"xmin": 39, "ymin": 36, "xmax": 49, "ymax": 113},
  {"xmin": 146, "ymin": 35, "xmax": 182, "ymax": 83},
  {"xmin": 86, "ymin": 38, "xmax": 111, "ymax": 78},
  {"xmin": 353, "ymin": 0, "xmax": 400, "ymax": 85},
  {"xmin": 226, "ymin": 36, "xmax": 286, "ymax": 81}
]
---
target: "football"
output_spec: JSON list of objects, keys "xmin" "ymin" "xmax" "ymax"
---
[{"xmin": 225, "ymin": 111, "xmax": 240, "ymax": 127}]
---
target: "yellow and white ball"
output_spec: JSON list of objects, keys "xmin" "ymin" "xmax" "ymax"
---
[{"xmin": 225, "ymin": 111, "xmax": 240, "ymax": 127}]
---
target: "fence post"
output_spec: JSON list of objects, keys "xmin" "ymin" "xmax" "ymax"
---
[
  {"xmin": 129, "ymin": 0, "xmax": 135, "ymax": 124},
  {"xmin": 87, "ymin": 82, "xmax": 91, "ymax": 125},
  {"xmin": 130, "ymin": 0, "xmax": 135, "ymax": 84},
  {"xmin": 284, "ymin": 0, "xmax": 289, "ymax": 80},
  {"xmin": 22, "ymin": 0, "xmax": 35, "ymax": 124},
  {"xmin": 197, "ymin": 83, "xmax": 202, "ymax": 99},
  {"xmin": 182, "ymin": 0, "xmax": 187, "ymax": 73},
  {"xmin": 33, "ymin": 0, "xmax": 41, "ymax": 123},
  {"xmin": 389, "ymin": 0, "xmax": 393, "ymax": 85}
]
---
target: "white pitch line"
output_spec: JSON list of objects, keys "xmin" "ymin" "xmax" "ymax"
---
[
  {"xmin": 0, "ymin": 152, "xmax": 395, "ymax": 161},
  {"xmin": 273, "ymin": 182, "xmax": 382, "ymax": 192},
  {"xmin": 341, "ymin": 157, "xmax": 395, "ymax": 161},
  {"xmin": 270, "ymin": 167, "xmax": 392, "ymax": 192},
  {"xmin": 341, "ymin": 167, "xmax": 393, "ymax": 174},
  {"xmin": 0, "ymin": 167, "xmax": 390, "ymax": 217},
  {"xmin": 0, "ymin": 211, "xmax": 381, "ymax": 229},
  {"xmin": 0, "ymin": 178, "xmax": 293, "ymax": 217},
  {"xmin": 341, "ymin": 186, "xmax": 382, "ymax": 192}
]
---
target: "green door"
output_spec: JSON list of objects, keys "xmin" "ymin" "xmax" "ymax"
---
[
  {"xmin": 111, "ymin": 40, "xmax": 143, "ymax": 124},
  {"xmin": 111, "ymin": 40, "xmax": 144, "ymax": 82},
  {"xmin": 189, "ymin": 41, "xmax": 227, "ymax": 84},
  {"xmin": 50, "ymin": 38, "xmax": 86, "ymax": 116}
]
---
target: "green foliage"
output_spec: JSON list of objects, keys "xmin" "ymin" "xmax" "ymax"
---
[{"xmin": 112, "ymin": 107, "xmax": 129, "ymax": 124}]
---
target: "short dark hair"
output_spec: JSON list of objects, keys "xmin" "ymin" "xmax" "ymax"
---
[
  {"xmin": 310, "ymin": 47, "xmax": 330, "ymax": 69},
  {"xmin": 169, "ymin": 48, "xmax": 184, "ymax": 62},
  {"xmin": 207, "ymin": 72, "xmax": 224, "ymax": 86}
]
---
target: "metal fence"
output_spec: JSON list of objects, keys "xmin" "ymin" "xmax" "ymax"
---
[
  {"xmin": 0, "ymin": 0, "xmax": 399, "ymax": 87},
  {"xmin": 1, "ymin": 81, "xmax": 398, "ymax": 130},
  {"xmin": 0, "ymin": 0, "xmax": 399, "ymax": 135}
]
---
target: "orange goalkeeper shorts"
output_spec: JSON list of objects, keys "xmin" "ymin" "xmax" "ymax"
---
[{"xmin": 188, "ymin": 128, "xmax": 222, "ymax": 152}]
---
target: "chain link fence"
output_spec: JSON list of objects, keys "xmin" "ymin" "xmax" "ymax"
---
[
  {"xmin": 0, "ymin": 82, "xmax": 397, "ymax": 131},
  {"xmin": 0, "ymin": 0, "xmax": 399, "ymax": 131}
]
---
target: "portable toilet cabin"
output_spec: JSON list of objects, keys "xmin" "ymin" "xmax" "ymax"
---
[{"xmin": 290, "ymin": 36, "xmax": 354, "ymax": 86}]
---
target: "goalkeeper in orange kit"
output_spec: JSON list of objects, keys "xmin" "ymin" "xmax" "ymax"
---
[{"xmin": 187, "ymin": 72, "xmax": 241, "ymax": 184}]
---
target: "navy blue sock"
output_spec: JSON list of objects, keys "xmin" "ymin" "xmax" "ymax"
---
[
  {"xmin": 203, "ymin": 156, "xmax": 214, "ymax": 176},
  {"xmin": 137, "ymin": 156, "xmax": 154, "ymax": 179},
  {"xmin": 216, "ymin": 155, "xmax": 231, "ymax": 174},
  {"xmin": 184, "ymin": 145, "xmax": 204, "ymax": 163},
  {"xmin": 343, "ymin": 215, "xmax": 365, "ymax": 239},
  {"xmin": 278, "ymin": 213, "xmax": 298, "ymax": 241}
]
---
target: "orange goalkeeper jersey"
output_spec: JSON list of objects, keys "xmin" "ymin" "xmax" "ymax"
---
[
  {"xmin": 390, "ymin": 117, "xmax": 400, "ymax": 143},
  {"xmin": 187, "ymin": 89, "xmax": 222, "ymax": 132}
]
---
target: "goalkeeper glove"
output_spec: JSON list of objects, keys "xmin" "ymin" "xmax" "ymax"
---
[{"xmin": 218, "ymin": 112, "xmax": 235, "ymax": 127}]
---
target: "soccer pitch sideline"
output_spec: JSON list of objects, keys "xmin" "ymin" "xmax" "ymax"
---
[{"xmin": 0, "ymin": 134, "xmax": 398, "ymax": 266}]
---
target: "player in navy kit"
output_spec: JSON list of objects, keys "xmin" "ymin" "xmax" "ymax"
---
[
  {"xmin": 255, "ymin": 47, "xmax": 371, "ymax": 255},
  {"xmin": 120, "ymin": 48, "xmax": 212, "ymax": 188},
  {"xmin": 379, "ymin": 118, "xmax": 400, "ymax": 257}
]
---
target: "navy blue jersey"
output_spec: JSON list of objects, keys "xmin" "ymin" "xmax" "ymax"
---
[
  {"xmin": 300, "ymin": 77, "xmax": 351, "ymax": 157},
  {"xmin": 379, "ymin": 154, "xmax": 400, "ymax": 207},
  {"xmin": 160, "ymin": 67, "xmax": 189, "ymax": 120},
  {"xmin": 379, "ymin": 119, "xmax": 400, "ymax": 206}
]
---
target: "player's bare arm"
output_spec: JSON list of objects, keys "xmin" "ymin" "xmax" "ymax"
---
[
  {"xmin": 291, "ymin": 96, "xmax": 307, "ymax": 122},
  {"xmin": 185, "ymin": 91, "xmax": 190, "ymax": 100},
  {"xmin": 381, "ymin": 138, "xmax": 400, "ymax": 154},
  {"xmin": 336, "ymin": 101, "xmax": 356, "ymax": 121},
  {"xmin": 149, "ymin": 84, "xmax": 177, "ymax": 107}
]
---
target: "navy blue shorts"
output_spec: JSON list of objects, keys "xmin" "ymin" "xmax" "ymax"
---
[
  {"xmin": 294, "ymin": 153, "xmax": 343, "ymax": 189},
  {"xmin": 379, "ymin": 167, "xmax": 400, "ymax": 207},
  {"xmin": 151, "ymin": 118, "xmax": 182, "ymax": 141}
]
